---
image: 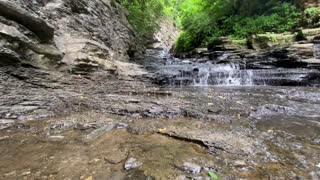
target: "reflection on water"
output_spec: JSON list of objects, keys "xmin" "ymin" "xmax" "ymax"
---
[{"xmin": 161, "ymin": 86, "xmax": 320, "ymax": 137}]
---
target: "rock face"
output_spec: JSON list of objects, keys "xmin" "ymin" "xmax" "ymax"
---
[
  {"xmin": 303, "ymin": 0, "xmax": 320, "ymax": 8},
  {"xmin": 147, "ymin": 19, "xmax": 179, "ymax": 56},
  {"xmin": 0, "ymin": 0, "xmax": 139, "ymax": 75}
]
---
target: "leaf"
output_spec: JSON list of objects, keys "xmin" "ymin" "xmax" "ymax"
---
[
  {"xmin": 159, "ymin": 128, "xmax": 167, "ymax": 132},
  {"xmin": 208, "ymin": 172, "xmax": 219, "ymax": 180},
  {"xmin": 85, "ymin": 176, "xmax": 93, "ymax": 180}
]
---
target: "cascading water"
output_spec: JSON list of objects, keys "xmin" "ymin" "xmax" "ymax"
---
[
  {"xmin": 158, "ymin": 59, "xmax": 319, "ymax": 87},
  {"xmin": 159, "ymin": 61, "xmax": 257, "ymax": 86},
  {"xmin": 192, "ymin": 63, "xmax": 254, "ymax": 86},
  {"xmin": 314, "ymin": 43, "xmax": 320, "ymax": 59}
]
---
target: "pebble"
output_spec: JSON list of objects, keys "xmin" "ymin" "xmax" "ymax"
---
[
  {"xmin": 234, "ymin": 160, "xmax": 246, "ymax": 168},
  {"xmin": 48, "ymin": 135, "xmax": 65, "ymax": 141},
  {"xmin": 124, "ymin": 158, "xmax": 143, "ymax": 170},
  {"xmin": 181, "ymin": 162, "xmax": 202, "ymax": 174},
  {"xmin": 21, "ymin": 169, "xmax": 31, "ymax": 176},
  {"xmin": 115, "ymin": 123, "xmax": 129, "ymax": 129},
  {"xmin": 267, "ymin": 129, "xmax": 274, "ymax": 134}
]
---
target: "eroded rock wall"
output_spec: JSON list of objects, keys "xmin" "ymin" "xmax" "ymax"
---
[{"xmin": 0, "ymin": 0, "xmax": 140, "ymax": 75}]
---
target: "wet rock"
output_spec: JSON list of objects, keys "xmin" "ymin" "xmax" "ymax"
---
[
  {"xmin": 12, "ymin": 123, "xmax": 30, "ymax": 130},
  {"xmin": 310, "ymin": 171, "xmax": 320, "ymax": 180},
  {"xmin": 144, "ymin": 107, "xmax": 164, "ymax": 117},
  {"xmin": 0, "ymin": 119, "xmax": 15, "ymax": 130},
  {"xmin": 115, "ymin": 123, "xmax": 129, "ymax": 129},
  {"xmin": 124, "ymin": 158, "xmax": 143, "ymax": 170},
  {"xmin": 130, "ymin": 113, "xmax": 143, "ymax": 119},
  {"xmin": 76, "ymin": 123, "xmax": 93, "ymax": 130},
  {"xmin": 84, "ymin": 123, "xmax": 115, "ymax": 141},
  {"xmin": 250, "ymin": 104, "xmax": 296, "ymax": 118},
  {"xmin": 177, "ymin": 162, "xmax": 202, "ymax": 174}
]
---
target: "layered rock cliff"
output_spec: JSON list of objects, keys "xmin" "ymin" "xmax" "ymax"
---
[
  {"xmin": 0, "ymin": 0, "xmax": 150, "ymax": 120},
  {"xmin": 0, "ymin": 0, "xmax": 144, "ymax": 76}
]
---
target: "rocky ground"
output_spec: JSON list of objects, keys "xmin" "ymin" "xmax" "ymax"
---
[{"xmin": 1, "ymin": 59, "xmax": 320, "ymax": 179}]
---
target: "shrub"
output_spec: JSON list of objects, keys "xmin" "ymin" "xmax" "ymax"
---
[{"xmin": 304, "ymin": 7, "xmax": 320, "ymax": 27}]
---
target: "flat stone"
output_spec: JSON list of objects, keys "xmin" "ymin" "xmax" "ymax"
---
[
  {"xmin": 48, "ymin": 135, "xmax": 64, "ymax": 141},
  {"xmin": 0, "ymin": 119, "xmax": 15, "ymax": 130},
  {"xmin": 124, "ymin": 158, "xmax": 143, "ymax": 170},
  {"xmin": 104, "ymin": 150, "xmax": 128, "ymax": 164},
  {"xmin": 234, "ymin": 160, "xmax": 246, "ymax": 168},
  {"xmin": 84, "ymin": 123, "xmax": 115, "ymax": 141}
]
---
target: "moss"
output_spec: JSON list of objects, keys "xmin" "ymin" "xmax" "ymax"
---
[
  {"xmin": 302, "ymin": 28, "xmax": 320, "ymax": 40},
  {"xmin": 231, "ymin": 38, "xmax": 248, "ymax": 47},
  {"xmin": 252, "ymin": 33, "xmax": 296, "ymax": 49}
]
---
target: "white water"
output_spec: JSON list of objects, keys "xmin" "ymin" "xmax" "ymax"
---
[
  {"xmin": 159, "ymin": 60, "xmax": 318, "ymax": 87},
  {"xmin": 193, "ymin": 63, "xmax": 254, "ymax": 86}
]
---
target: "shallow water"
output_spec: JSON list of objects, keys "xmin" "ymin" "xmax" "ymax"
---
[{"xmin": 162, "ymin": 85, "xmax": 320, "ymax": 137}]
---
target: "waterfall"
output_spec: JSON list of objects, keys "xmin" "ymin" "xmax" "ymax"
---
[
  {"xmin": 159, "ymin": 59, "xmax": 317, "ymax": 87},
  {"xmin": 160, "ymin": 62, "xmax": 255, "ymax": 86},
  {"xmin": 192, "ymin": 63, "xmax": 254, "ymax": 86},
  {"xmin": 314, "ymin": 43, "xmax": 320, "ymax": 59}
]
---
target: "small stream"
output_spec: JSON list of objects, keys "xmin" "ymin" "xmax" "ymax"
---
[{"xmin": 148, "ymin": 48, "xmax": 320, "ymax": 137}]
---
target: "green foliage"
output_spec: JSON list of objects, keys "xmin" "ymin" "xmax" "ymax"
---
[
  {"xmin": 175, "ymin": 31, "xmax": 195, "ymax": 52},
  {"xmin": 120, "ymin": 0, "xmax": 165, "ymax": 41},
  {"xmin": 175, "ymin": 0, "xmax": 302, "ymax": 52},
  {"xmin": 304, "ymin": 7, "xmax": 320, "ymax": 27},
  {"xmin": 120, "ymin": 0, "xmax": 304, "ymax": 52}
]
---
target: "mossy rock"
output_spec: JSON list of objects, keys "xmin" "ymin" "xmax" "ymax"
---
[
  {"xmin": 208, "ymin": 37, "xmax": 246, "ymax": 51},
  {"xmin": 251, "ymin": 33, "xmax": 296, "ymax": 50},
  {"xmin": 302, "ymin": 28, "xmax": 320, "ymax": 40}
]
